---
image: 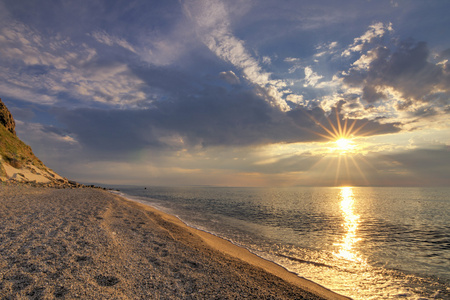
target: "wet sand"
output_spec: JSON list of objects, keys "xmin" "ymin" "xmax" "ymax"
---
[{"xmin": 0, "ymin": 185, "xmax": 349, "ymax": 299}]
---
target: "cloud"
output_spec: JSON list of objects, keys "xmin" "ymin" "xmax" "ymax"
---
[
  {"xmin": 262, "ymin": 56, "xmax": 272, "ymax": 65},
  {"xmin": 0, "ymin": 21, "xmax": 97, "ymax": 69},
  {"xmin": 0, "ymin": 80, "xmax": 57, "ymax": 105},
  {"xmin": 295, "ymin": 23, "xmax": 450, "ymax": 130},
  {"xmin": 0, "ymin": 19, "xmax": 147, "ymax": 107},
  {"xmin": 219, "ymin": 70, "xmax": 240, "ymax": 85},
  {"xmin": 351, "ymin": 49, "xmax": 378, "ymax": 70},
  {"xmin": 441, "ymin": 48, "xmax": 450, "ymax": 59},
  {"xmin": 303, "ymin": 66, "xmax": 323, "ymax": 87},
  {"xmin": 342, "ymin": 22, "xmax": 393, "ymax": 57},
  {"xmin": 286, "ymin": 94, "xmax": 305, "ymax": 106},
  {"xmin": 183, "ymin": 0, "xmax": 292, "ymax": 111},
  {"xmin": 362, "ymin": 85, "xmax": 386, "ymax": 103},
  {"xmin": 45, "ymin": 94, "xmax": 404, "ymax": 186},
  {"xmin": 51, "ymin": 84, "xmax": 401, "ymax": 164},
  {"xmin": 343, "ymin": 41, "xmax": 450, "ymax": 113},
  {"xmin": 90, "ymin": 31, "xmax": 137, "ymax": 53},
  {"xmin": 16, "ymin": 121, "xmax": 78, "ymax": 145},
  {"xmin": 54, "ymin": 87, "xmax": 289, "ymax": 157},
  {"xmin": 284, "ymin": 57, "xmax": 302, "ymax": 73},
  {"xmin": 369, "ymin": 146, "xmax": 450, "ymax": 186},
  {"xmin": 14, "ymin": 120, "xmax": 80, "ymax": 173},
  {"xmin": 314, "ymin": 41, "xmax": 339, "ymax": 59},
  {"xmin": 284, "ymin": 57, "xmax": 300, "ymax": 63}
]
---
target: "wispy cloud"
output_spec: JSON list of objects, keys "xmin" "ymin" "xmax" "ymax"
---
[
  {"xmin": 219, "ymin": 70, "xmax": 240, "ymax": 85},
  {"xmin": 342, "ymin": 22, "xmax": 393, "ymax": 57},
  {"xmin": 284, "ymin": 57, "xmax": 302, "ymax": 73},
  {"xmin": 303, "ymin": 66, "xmax": 323, "ymax": 87},
  {"xmin": 183, "ymin": 0, "xmax": 292, "ymax": 111},
  {"xmin": 0, "ymin": 20, "xmax": 147, "ymax": 107},
  {"xmin": 90, "ymin": 31, "xmax": 137, "ymax": 53}
]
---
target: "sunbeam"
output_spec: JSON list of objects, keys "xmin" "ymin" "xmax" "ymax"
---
[{"xmin": 302, "ymin": 107, "xmax": 378, "ymax": 186}]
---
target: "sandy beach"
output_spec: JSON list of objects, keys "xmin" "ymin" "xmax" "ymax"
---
[{"xmin": 0, "ymin": 185, "xmax": 349, "ymax": 299}]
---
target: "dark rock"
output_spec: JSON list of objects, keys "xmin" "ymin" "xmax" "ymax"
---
[
  {"xmin": 6, "ymin": 274, "xmax": 34, "ymax": 291},
  {"xmin": 54, "ymin": 285, "xmax": 68, "ymax": 298},
  {"xmin": 0, "ymin": 98, "xmax": 16, "ymax": 135},
  {"xmin": 94, "ymin": 275, "xmax": 120, "ymax": 286}
]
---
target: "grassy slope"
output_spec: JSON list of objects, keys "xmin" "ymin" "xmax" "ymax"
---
[{"xmin": 0, "ymin": 124, "xmax": 47, "ymax": 177}]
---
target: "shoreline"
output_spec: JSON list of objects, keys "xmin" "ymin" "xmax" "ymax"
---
[
  {"xmin": 0, "ymin": 185, "xmax": 350, "ymax": 299},
  {"xmin": 114, "ymin": 191, "xmax": 350, "ymax": 300}
]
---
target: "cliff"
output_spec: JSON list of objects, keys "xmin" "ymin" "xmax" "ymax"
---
[
  {"xmin": 0, "ymin": 99, "xmax": 16, "ymax": 135},
  {"xmin": 0, "ymin": 98, "xmax": 78, "ymax": 187}
]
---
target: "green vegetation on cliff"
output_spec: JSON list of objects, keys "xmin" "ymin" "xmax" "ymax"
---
[
  {"xmin": 0, "ymin": 98, "xmax": 72, "ymax": 185},
  {"xmin": 0, "ymin": 122, "xmax": 46, "ymax": 175}
]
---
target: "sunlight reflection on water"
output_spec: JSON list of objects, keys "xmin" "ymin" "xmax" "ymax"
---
[
  {"xmin": 334, "ymin": 187, "xmax": 364, "ymax": 263},
  {"xmin": 120, "ymin": 186, "xmax": 450, "ymax": 299}
]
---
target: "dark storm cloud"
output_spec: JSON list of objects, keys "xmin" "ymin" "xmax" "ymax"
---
[
  {"xmin": 287, "ymin": 104, "xmax": 401, "ymax": 139},
  {"xmin": 55, "ymin": 87, "xmax": 290, "ymax": 155},
  {"xmin": 344, "ymin": 40, "xmax": 450, "ymax": 110},
  {"xmin": 362, "ymin": 86, "xmax": 386, "ymax": 103},
  {"xmin": 55, "ymin": 85, "xmax": 401, "ymax": 158},
  {"xmin": 441, "ymin": 48, "xmax": 450, "ymax": 59},
  {"xmin": 130, "ymin": 65, "xmax": 199, "ymax": 97},
  {"xmin": 371, "ymin": 146, "xmax": 450, "ymax": 186},
  {"xmin": 54, "ymin": 108, "xmax": 155, "ymax": 154},
  {"xmin": 391, "ymin": 147, "xmax": 450, "ymax": 178}
]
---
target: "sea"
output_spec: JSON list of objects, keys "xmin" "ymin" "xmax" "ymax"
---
[{"xmin": 115, "ymin": 186, "xmax": 450, "ymax": 300}]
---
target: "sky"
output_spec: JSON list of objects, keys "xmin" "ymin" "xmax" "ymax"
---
[{"xmin": 0, "ymin": 0, "xmax": 449, "ymax": 187}]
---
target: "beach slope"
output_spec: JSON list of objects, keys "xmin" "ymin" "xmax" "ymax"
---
[{"xmin": 0, "ymin": 186, "xmax": 349, "ymax": 299}]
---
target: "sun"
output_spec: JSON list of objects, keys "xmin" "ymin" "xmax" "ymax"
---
[
  {"xmin": 302, "ymin": 107, "xmax": 375, "ymax": 186},
  {"xmin": 306, "ymin": 107, "xmax": 367, "ymax": 155},
  {"xmin": 335, "ymin": 137, "xmax": 355, "ymax": 153}
]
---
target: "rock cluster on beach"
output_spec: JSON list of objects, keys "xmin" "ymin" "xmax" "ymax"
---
[{"xmin": 1, "ymin": 178, "xmax": 89, "ymax": 189}]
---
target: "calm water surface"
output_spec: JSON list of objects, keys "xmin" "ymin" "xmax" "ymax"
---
[{"xmin": 118, "ymin": 186, "xmax": 450, "ymax": 299}]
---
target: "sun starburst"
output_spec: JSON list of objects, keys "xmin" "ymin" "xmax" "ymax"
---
[
  {"xmin": 335, "ymin": 137, "xmax": 355, "ymax": 153},
  {"xmin": 307, "ymin": 107, "xmax": 368, "ymax": 155},
  {"xmin": 303, "ymin": 107, "xmax": 375, "ymax": 186}
]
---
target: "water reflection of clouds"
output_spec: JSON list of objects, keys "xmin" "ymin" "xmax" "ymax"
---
[{"xmin": 334, "ymin": 187, "xmax": 363, "ymax": 262}]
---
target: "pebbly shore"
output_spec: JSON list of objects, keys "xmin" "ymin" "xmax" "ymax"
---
[{"xmin": 0, "ymin": 185, "xmax": 348, "ymax": 299}]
